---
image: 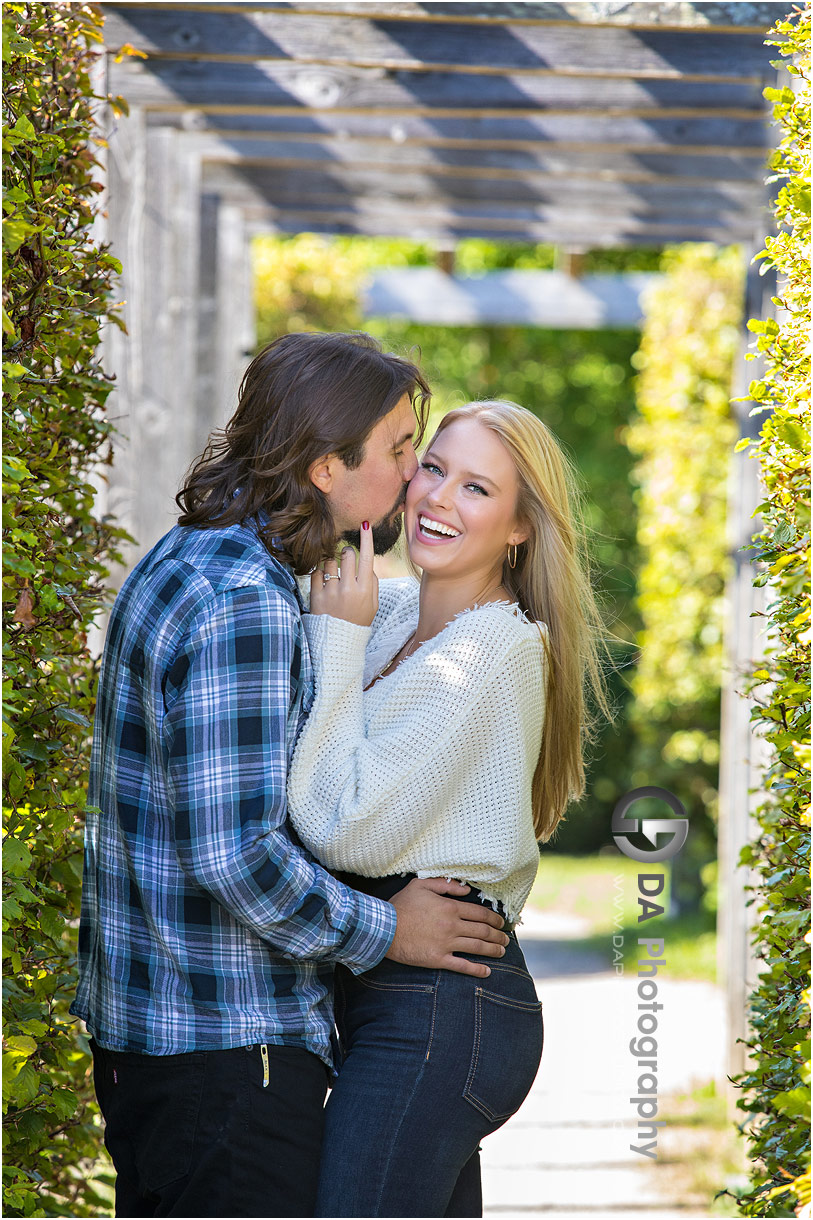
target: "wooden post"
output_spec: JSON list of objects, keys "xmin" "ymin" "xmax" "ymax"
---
[
  {"xmin": 717, "ymin": 244, "xmax": 776, "ymax": 1099},
  {"xmin": 195, "ymin": 190, "xmax": 255, "ymax": 459},
  {"xmin": 99, "ymin": 101, "xmax": 148, "ymax": 587},
  {"xmin": 213, "ymin": 202, "xmax": 255, "ymax": 432},
  {"xmin": 103, "ymin": 119, "xmax": 203, "ymax": 572}
]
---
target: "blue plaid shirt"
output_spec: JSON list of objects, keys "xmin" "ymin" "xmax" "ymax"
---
[{"xmin": 70, "ymin": 519, "xmax": 396, "ymax": 1065}]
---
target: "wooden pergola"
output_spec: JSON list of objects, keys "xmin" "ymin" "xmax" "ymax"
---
[{"xmin": 97, "ymin": 0, "xmax": 787, "ymax": 1087}]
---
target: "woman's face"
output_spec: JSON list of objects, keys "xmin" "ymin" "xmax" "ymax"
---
[{"xmin": 405, "ymin": 417, "xmax": 527, "ymax": 580}]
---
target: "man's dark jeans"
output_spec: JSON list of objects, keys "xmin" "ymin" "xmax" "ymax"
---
[{"xmin": 91, "ymin": 1040, "xmax": 328, "ymax": 1217}]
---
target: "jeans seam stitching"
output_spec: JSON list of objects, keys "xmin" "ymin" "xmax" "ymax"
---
[
  {"xmin": 476, "ymin": 992, "xmax": 542, "ymax": 1012},
  {"xmin": 424, "ymin": 971, "xmax": 439, "ymax": 1061},
  {"xmin": 357, "ymin": 979, "xmax": 435, "ymax": 994},
  {"xmin": 463, "ymin": 988, "xmax": 483, "ymax": 1109},
  {"xmin": 372, "ymin": 1051, "xmax": 432, "ymax": 1213}
]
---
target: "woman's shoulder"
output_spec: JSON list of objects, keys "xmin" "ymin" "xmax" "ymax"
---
[{"xmin": 443, "ymin": 601, "xmax": 548, "ymax": 650}]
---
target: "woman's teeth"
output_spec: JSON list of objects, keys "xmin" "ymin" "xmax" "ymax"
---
[{"xmin": 419, "ymin": 515, "xmax": 460, "ymax": 538}]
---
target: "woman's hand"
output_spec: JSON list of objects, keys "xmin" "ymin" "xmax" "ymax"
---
[{"xmin": 310, "ymin": 521, "xmax": 379, "ymax": 627}]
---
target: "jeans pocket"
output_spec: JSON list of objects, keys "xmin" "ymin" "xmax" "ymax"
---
[
  {"xmin": 463, "ymin": 977, "xmax": 544, "ymax": 1124},
  {"xmin": 100, "ymin": 1049, "xmax": 207, "ymax": 1193}
]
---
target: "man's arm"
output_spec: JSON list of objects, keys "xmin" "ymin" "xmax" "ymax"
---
[
  {"xmin": 163, "ymin": 585, "xmax": 506, "ymax": 977},
  {"xmin": 163, "ymin": 584, "xmax": 395, "ymax": 972}
]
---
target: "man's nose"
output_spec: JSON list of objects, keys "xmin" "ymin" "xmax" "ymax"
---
[{"xmin": 400, "ymin": 444, "xmax": 419, "ymax": 481}]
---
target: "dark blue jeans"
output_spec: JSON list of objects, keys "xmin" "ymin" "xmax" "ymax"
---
[
  {"xmin": 92, "ymin": 1041, "xmax": 329, "ymax": 1217},
  {"xmin": 317, "ymin": 931, "xmax": 544, "ymax": 1218}
]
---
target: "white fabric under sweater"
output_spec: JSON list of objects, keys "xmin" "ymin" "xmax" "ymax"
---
[{"xmin": 287, "ymin": 578, "xmax": 548, "ymax": 924}]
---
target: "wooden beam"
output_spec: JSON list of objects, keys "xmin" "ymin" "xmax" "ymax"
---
[
  {"xmin": 238, "ymin": 195, "xmax": 758, "ymax": 230},
  {"xmin": 145, "ymin": 108, "xmax": 773, "ymax": 156},
  {"xmin": 240, "ymin": 199, "xmax": 757, "ymax": 243},
  {"xmin": 108, "ymin": 57, "xmax": 769, "ymax": 114},
  {"xmin": 104, "ymin": 3, "xmax": 789, "ymax": 35},
  {"xmin": 103, "ymin": 9, "xmax": 774, "ymax": 83},
  {"xmin": 361, "ymin": 267, "xmax": 659, "ymax": 327},
  {"xmin": 200, "ymin": 161, "xmax": 768, "ymax": 221},
  {"xmin": 116, "ymin": 105, "xmax": 772, "ymax": 159},
  {"xmin": 177, "ymin": 131, "xmax": 770, "ymax": 187}
]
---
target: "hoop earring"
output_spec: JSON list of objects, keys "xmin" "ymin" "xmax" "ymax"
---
[{"xmin": 507, "ymin": 543, "xmax": 518, "ymax": 569}]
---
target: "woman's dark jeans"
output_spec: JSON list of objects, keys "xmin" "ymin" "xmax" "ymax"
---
[{"xmin": 316, "ymin": 922, "xmax": 544, "ymax": 1218}]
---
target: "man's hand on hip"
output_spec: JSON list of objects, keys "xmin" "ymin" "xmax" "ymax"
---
[{"xmin": 386, "ymin": 877, "xmax": 509, "ymax": 978}]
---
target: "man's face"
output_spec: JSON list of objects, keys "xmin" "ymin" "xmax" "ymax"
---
[{"xmin": 327, "ymin": 394, "xmax": 420, "ymax": 554}]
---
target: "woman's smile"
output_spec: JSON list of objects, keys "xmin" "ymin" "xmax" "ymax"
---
[{"xmin": 415, "ymin": 513, "xmax": 462, "ymax": 544}]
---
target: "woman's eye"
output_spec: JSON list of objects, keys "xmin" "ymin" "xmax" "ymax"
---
[
  {"xmin": 420, "ymin": 461, "xmax": 442, "ymax": 475},
  {"xmin": 466, "ymin": 483, "xmax": 488, "ymax": 496}
]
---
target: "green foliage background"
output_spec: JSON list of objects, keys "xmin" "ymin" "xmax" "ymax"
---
[
  {"xmin": 729, "ymin": 7, "xmax": 811, "ymax": 1216},
  {"xmin": 2, "ymin": 4, "xmax": 128, "ymax": 1215},
  {"xmin": 623, "ymin": 244, "xmax": 745, "ymax": 917}
]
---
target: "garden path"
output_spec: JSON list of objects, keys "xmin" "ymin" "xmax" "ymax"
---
[{"xmin": 481, "ymin": 906, "xmax": 728, "ymax": 1219}]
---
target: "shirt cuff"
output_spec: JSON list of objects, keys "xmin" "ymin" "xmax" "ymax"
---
[{"xmin": 332, "ymin": 889, "xmax": 397, "ymax": 975}]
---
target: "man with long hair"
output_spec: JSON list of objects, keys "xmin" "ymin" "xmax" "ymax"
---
[{"xmin": 71, "ymin": 332, "xmax": 509, "ymax": 1218}]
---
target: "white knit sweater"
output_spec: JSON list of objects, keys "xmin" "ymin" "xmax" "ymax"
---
[{"xmin": 287, "ymin": 578, "xmax": 548, "ymax": 924}]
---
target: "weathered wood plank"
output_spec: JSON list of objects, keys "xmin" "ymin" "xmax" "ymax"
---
[
  {"xmin": 361, "ymin": 267, "xmax": 659, "ymax": 327},
  {"xmin": 143, "ymin": 108, "xmax": 771, "ymax": 153},
  {"xmin": 239, "ymin": 197, "xmax": 758, "ymax": 241},
  {"xmin": 244, "ymin": 212, "xmax": 754, "ymax": 245},
  {"xmin": 104, "ymin": 120, "xmax": 204, "ymax": 563},
  {"xmin": 182, "ymin": 131, "xmax": 770, "ymax": 184},
  {"xmin": 200, "ymin": 160, "xmax": 767, "ymax": 218},
  {"xmin": 103, "ymin": 9, "xmax": 774, "ymax": 82},
  {"xmin": 209, "ymin": 192, "xmax": 766, "ymax": 235},
  {"xmin": 104, "ymin": 3, "xmax": 789, "ymax": 34},
  {"xmin": 196, "ymin": 196, "xmax": 254, "ymax": 446},
  {"xmin": 108, "ymin": 58, "xmax": 771, "ymax": 114}
]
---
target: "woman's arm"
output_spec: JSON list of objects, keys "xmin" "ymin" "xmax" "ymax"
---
[{"xmin": 287, "ymin": 609, "xmax": 545, "ymax": 875}]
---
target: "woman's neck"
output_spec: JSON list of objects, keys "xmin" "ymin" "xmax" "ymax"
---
[{"xmin": 414, "ymin": 568, "xmax": 510, "ymax": 644}]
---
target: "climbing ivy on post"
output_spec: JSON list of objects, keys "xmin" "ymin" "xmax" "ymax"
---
[
  {"xmin": 2, "ymin": 4, "xmax": 130, "ymax": 1215},
  {"xmin": 731, "ymin": 6, "xmax": 811, "ymax": 1217}
]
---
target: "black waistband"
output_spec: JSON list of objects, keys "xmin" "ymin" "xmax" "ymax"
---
[{"xmin": 333, "ymin": 871, "xmax": 514, "ymax": 932}]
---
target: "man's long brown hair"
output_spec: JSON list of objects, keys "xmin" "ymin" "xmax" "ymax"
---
[{"xmin": 176, "ymin": 332, "xmax": 431, "ymax": 574}]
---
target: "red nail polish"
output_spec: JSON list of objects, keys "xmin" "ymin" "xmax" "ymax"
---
[{"xmin": 362, "ymin": 521, "xmax": 369, "ymax": 530}]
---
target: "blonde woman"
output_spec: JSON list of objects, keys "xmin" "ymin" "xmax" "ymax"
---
[{"xmin": 288, "ymin": 400, "xmax": 612, "ymax": 1218}]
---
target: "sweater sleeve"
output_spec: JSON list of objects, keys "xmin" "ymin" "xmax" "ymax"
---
[{"xmin": 287, "ymin": 609, "xmax": 546, "ymax": 876}]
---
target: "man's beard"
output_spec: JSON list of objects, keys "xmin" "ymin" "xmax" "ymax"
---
[{"xmin": 341, "ymin": 494, "xmax": 406, "ymax": 555}]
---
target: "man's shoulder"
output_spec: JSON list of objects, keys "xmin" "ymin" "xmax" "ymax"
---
[
  {"xmin": 138, "ymin": 521, "xmax": 299, "ymax": 602},
  {"xmin": 110, "ymin": 523, "xmax": 302, "ymax": 650}
]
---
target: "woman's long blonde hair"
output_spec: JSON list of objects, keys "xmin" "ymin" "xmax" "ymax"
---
[{"xmin": 430, "ymin": 400, "xmax": 617, "ymax": 842}]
